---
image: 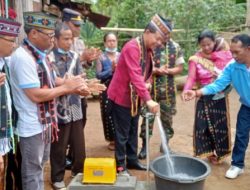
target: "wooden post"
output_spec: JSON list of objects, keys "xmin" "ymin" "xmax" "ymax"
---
[
  {"xmin": 15, "ymin": 0, "xmax": 34, "ymax": 43},
  {"xmin": 5, "ymin": 0, "xmax": 8, "ymax": 18}
]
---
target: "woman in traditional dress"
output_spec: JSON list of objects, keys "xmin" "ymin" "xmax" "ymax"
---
[
  {"xmin": 96, "ymin": 32, "xmax": 120, "ymax": 150},
  {"xmin": 182, "ymin": 29, "xmax": 233, "ymax": 164}
]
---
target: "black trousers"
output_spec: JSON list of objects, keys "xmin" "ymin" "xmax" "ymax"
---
[
  {"xmin": 67, "ymin": 98, "xmax": 87, "ymax": 159},
  {"xmin": 81, "ymin": 98, "xmax": 88, "ymax": 129},
  {"xmin": 112, "ymin": 102, "xmax": 139, "ymax": 168},
  {"xmin": 50, "ymin": 119, "xmax": 85, "ymax": 182}
]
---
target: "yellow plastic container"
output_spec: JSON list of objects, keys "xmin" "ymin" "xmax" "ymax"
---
[{"xmin": 83, "ymin": 158, "xmax": 116, "ymax": 184}]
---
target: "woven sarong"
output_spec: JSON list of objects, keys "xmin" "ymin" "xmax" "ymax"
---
[{"xmin": 194, "ymin": 95, "xmax": 231, "ymax": 160}]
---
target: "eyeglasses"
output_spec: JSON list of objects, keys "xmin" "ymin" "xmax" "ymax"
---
[
  {"xmin": 0, "ymin": 36, "xmax": 16, "ymax": 43},
  {"xmin": 36, "ymin": 29, "xmax": 55, "ymax": 38}
]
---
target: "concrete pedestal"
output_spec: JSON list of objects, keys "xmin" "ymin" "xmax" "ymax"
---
[{"xmin": 67, "ymin": 174, "xmax": 137, "ymax": 190}]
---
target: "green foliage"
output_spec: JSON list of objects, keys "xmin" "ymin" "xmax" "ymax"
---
[
  {"xmin": 82, "ymin": 0, "xmax": 247, "ymax": 77},
  {"xmin": 71, "ymin": 0, "xmax": 97, "ymax": 4},
  {"xmin": 80, "ymin": 20, "xmax": 101, "ymax": 47},
  {"xmin": 94, "ymin": 0, "xmax": 245, "ymax": 31},
  {"xmin": 236, "ymin": 0, "xmax": 246, "ymax": 3}
]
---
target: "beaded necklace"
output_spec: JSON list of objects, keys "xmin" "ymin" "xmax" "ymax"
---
[{"xmin": 130, "ymin": 36, "xmax": 151, "ymax": 116}]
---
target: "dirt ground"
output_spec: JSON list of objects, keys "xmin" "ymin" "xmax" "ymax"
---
[{"xmin": 44, "ymin": 89, "xmax": 250, "ymax": 190}]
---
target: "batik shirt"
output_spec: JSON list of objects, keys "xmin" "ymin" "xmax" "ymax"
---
[{"xmin": 50, "ymin": 49, "xmax": 83, "ymax": 124}]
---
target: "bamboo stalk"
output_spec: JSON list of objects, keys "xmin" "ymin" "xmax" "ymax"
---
[{"xmin": 101, "ymin": 27, "xmax": 185, "ymax": 33}]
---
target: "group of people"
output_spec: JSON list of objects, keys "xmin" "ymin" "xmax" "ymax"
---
[
  {"xmin": 182, "ymin": 33, "xmax": 250, "ymax": 179},
  {"xmin": 0, "ymin": 8, "xmax": 105, "ymax": 190},
  {"xmin": 0, "ymin": 6, "xmax": 250, "ymax": 190},
  {"xmin": 97, "ymin": 14, "xmax": 250, "ymax": 182}
]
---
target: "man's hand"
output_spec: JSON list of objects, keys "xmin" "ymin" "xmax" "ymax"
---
[
  {"xmin": 111, "ymin": 60, "xmax": 117, "ymax": 72},
  {"xmin": 153, "ymin": 65, "xmax": 170, "ymax": 76},
  {"xmin": 181, "ymin": 90, "xmax": 196, "ymax": 101},
  {"xmin": 77, "ymin": 88, "xmax": 91, "ymax": 97},
  {"xmin": 0, "ymin": 155, "xmax": 4, "ymax": 177},
  {"xmin": 80, "ymin": 73, "xmax": 87, "ymax": 79},
  {"xmin": 63, "ymin": 75, "xmax": 87, "ymax": 94},
  {"xmin": 145, "ymin": 83, "xmax": 152, "ymax": 91},
  {"xmin": 86, "ymin": 79, "xmax": 106, "ymax": 94},
  {"xmin": 146, "ymin": 100, "xmax": 159, "ymax": 114},
  {"xmin": 153, "ymin": 67, "xmax": 164, "ymax": 75},
  {"xmin": 88, "ymin": 83, "xmax": 106, "ymax": 93},
  {"xmin": 81, "ymin": 47, "xmax": 102, "ymax": 62},
  {"xmin": 0, "ymin": 73, "xmax": 6, "ymax": 86}
]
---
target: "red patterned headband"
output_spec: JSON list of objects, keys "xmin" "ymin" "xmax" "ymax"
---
[
  {"xmin": 150, "ymin": 14, "xmax": 172, "ymax": 38},
  {"xmin": 0, "ymin": 17, "xmax": 21, "ymax": 37}
]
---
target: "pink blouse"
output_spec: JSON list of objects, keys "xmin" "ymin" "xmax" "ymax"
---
[{"xmin": 183, "ymin": 51, "xmax": 232, "ymax": 90}]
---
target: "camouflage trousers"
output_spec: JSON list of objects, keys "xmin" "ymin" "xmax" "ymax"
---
[{"xmin": 139, "ymin": 100, "xmax": 176, "ymax": 141}]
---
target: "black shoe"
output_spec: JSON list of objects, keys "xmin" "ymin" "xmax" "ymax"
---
[
  {"xmin": 65, "ymin": 157, "xmax": 72, "ymax": 170},
  {"xmin": 127, "ymin": 161, "xmax": 147, "ymax": 170}
]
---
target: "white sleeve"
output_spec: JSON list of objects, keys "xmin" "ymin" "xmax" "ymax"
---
[{"xmin": 11, "ymin": 48, "xmax": 40, "ymax": 89}]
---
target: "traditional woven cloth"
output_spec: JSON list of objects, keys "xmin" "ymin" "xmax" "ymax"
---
[
  {"xmin": 130, "ymin": 35, "xmax": 152, "ymax": 116},
  {"xmin": 194, "ymin": 95, "xmax": 231, "ymax": 160},
  {"xmin": 0, "ymin": 17, "xmax": 21, "ymax": 37},
  {"xmin": 152, "ymin": 40, "xmax": 178, "ymax": 111},
  {"xmin": 150, "ymin": 14, "xmax": 172, "ymax": 38},
  {"xmin": 23, "ymin": 12, "xmax": 57, "ymax": 30},
  {"xmin": 97, "ymin": 52, "xmax": 120, "ymax": 141},
  {"xmin": 0, "ymin": 59, "xmax": 14, "ymax": 156},
  {"xmin": 23, "ymin": 39, "xmax": 58, "ymax": 142},
  {"xmin": 140, "ymin": 40, "xmax": 183, "ymax": 140}
]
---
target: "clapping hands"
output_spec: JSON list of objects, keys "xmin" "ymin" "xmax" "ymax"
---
[
  {"xmin": 63, "ymin": 74, "xmax": 88, "ymax": 95},
  {"xmin": 81, "ymin": 47, "xmax": 102, "ymax": 62},
  {"xmin": 85, "ymin": 79, "xmax": 106, "ymax": 94},
  {"xmin": 63, "ymin": 74, "xmax": 106, "ymax": 96},
  {"xmin": 111, "ymin": 60, "xmax": 117, "ymax": 72}
]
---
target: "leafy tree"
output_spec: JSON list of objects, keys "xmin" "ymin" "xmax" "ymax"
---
[{"xmin": 83, "ymin": 0, "xmax": 246, "ymax": 76}]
